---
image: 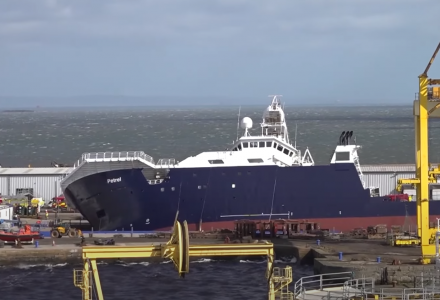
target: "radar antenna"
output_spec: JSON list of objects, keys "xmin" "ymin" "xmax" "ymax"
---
[{"xmin": 236, "ymin": 106, "xmax": 241, "ymax": 141}]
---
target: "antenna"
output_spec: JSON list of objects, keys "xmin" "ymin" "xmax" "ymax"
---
[
  {"xmin": 236, "ymin": 106, "xmax": 241, "ymax": 141},
  {"xmin": 294, "ymin": 123, "xmax": 298, "ymax": 148}
]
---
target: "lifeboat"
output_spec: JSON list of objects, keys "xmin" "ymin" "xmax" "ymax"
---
[{"xmin": 0, "ymin": 224, "xmax": 42, "ymax": 242}]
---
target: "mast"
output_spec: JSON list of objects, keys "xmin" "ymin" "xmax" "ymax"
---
[{"xmin": 261, "ymin": 95, "xmax": 289, "ymax": 143}]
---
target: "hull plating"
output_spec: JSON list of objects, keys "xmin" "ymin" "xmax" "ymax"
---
[{"xmin": 63, "ymin": 164, "xmax": 440, "ymax": 232}]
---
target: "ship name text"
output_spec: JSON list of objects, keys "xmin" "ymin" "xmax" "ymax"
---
[{"xmin": 107, "ymin": 177, "xmax": 122, "ymax": 184}]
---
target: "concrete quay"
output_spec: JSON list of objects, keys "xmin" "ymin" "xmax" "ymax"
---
[
  {"xmin": 0, "ymin": 236, "xmax": 301, "ymax": 266},
  {"xmin": 288, "ymin": 238, "xmax": 439, "ymax": 285}
]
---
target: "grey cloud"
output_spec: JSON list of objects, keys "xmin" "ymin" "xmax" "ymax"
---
[{"xmin": 1, "ymin": 0, "xmax": 438, "ymax": 50}]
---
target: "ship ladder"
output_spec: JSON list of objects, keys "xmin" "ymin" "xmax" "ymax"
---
[
  {"xmin": 73, "ymin": 267, "xmax": 93, "ymax": 300},
  {"xmin": 270, "ymin": 266, "xmax": 293, "ymax": 300}
]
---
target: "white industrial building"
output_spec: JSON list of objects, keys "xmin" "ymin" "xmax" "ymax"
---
[
  {"xmin": 0, "ymin": 167, "xmax": 72, "ymax": 204},
  {"xmin": 362, "ymin": 164, "xmax": 440, "ymax": 199},
  {"xmin": 0, "ymin": 205, "xmax": 13, "ymax": 220}
]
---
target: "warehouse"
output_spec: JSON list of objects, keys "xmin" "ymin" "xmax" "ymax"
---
[
  {"xmin": 362, "ymin": 164, "xmax": 440, "ymax": 199},
  {"xmin": 0, "ymin": 167, "xmax": 72, "ymax": 204}
]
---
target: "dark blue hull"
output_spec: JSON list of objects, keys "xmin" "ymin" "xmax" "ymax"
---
[{"xmin": 63, "ymin": 163, "xmax": 440, "ymax": 232}]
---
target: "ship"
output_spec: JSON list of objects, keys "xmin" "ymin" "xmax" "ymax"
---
[{"xmin": 60, "ymin": 95, "xmax": 440, "ymax": 232}]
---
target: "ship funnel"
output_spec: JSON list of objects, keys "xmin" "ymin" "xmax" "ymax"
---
[{"xmin": 339, "ymin": 131, "xmax": 346, "ymax": 145}]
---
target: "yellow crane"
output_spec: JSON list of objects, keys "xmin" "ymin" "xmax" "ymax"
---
[
  {"xmin": 396, "ymin": 41, "xmax": 440, "ymax": 263},
  {"xmin": 73, "ymin": 218, "xmax": 293, "ymax": 300}
]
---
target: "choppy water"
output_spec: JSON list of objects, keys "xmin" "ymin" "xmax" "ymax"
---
[
  {"xmin": 2, "ymin": 105, "xmax": 440, "ymax": 167},
  {"xmin": 1, "ymin": 258, "xmax": 311, "ymax": 300},
  {"xmin": 0, "ymin": 104, "xmax": 438, "ymax": 298}
]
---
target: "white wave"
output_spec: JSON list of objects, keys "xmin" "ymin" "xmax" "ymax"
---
[
  {"xmin": 160, "ymin": 260, "xmax": 172, "ymax": 264},
  {"xmin": 191, "ymin": 258, "xmax": 213, "ymax": 263},
  {"xmin": 120, "ymin": 262, "xmax": 150, "ymax": 267},
  {"xmin": 12, "ymin": 262, "xmax": 68, "ymax": 269},
  {"xmin": 239, "ymin": 260, "xmax": 266, "ymax": 264}
]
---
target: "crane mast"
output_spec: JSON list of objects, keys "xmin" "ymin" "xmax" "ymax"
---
[{"xmin": 396, "ymin": 41, "xmax": 440, "ymax": 264}]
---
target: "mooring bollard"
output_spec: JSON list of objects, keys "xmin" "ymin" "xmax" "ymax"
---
[
  {"xmin": 35, "ymin": 240, "xmax": 39, "ymax": 248},
  {"xmin": 339, "ymin": 252, "xmax": 343, "ymax": 260},
  {"xmin": 377, "ymin": 256, "xmax": 381, "ymax": 263},
  {"xmin": 316, "ymin": 239, "xmax": 320, "ymax": 246}
]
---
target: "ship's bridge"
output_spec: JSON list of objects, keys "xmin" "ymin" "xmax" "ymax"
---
[{"xmin": 177, "ymin": 135, "xmax": 313, "ymax": 168}]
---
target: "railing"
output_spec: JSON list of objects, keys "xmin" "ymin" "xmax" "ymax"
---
[
  {"xmin": 415, "ymin": 91, "xmax": 440, "ymax": 101},
  {"xmin": 294, "ymin": 271, "xmax": 440, "ymax": 300},
  {"xmin": 156, "ymin": 158, "xmax": 176, "ymax": 167},
  {"xmin": 294, "ymin": 272, "xmax": 353, "ymax": 299},
  {"xmin": 73, "ymin": 151, "xmax": 155, "ymax": 168}
]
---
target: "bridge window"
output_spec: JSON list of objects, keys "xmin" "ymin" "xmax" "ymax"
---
[
  {"xmin": 277, "ymin": 145, "xmax": 283, "ymax": 152},
  {"xmin": 237, "ymin": 144, "xmax": 242, "ymax": 150},
  {"xmin": 289, "ymin": 152, "xmax": 293, "ymax": 157},
  {"xmin": 208, "ymin": 159, "xmax": 224, "ymax": 164},
  {"xmin": 283, "ymin": 148, "xmax": 289, "ymax": 155},
  {"xmin": 248, "ymin": 158, "xmax": 264, "ymax": 163},
  {"xmin": 266, "ymin": 141, "xmax": 272, "ymax": 147},
  {"xmin": 249, "ymin": 142, "xmax": 258, "ymax": 148},
  {"xmin": 259, "ymin": 142, "xmax": 265, "ymax": 147},
  {"xmin": 273, "ymin": 143, "xmax": 277, "ymax": 148},
  {"xmin": 335, "ymin": 152, "xmax": 350, "ymax": 161},
  {"xmin": 243, "ymin": 142, "xmax": 248, "ymax": 148}
]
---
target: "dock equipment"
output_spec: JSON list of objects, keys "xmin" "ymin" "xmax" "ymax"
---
[
  {"xmin": 73, "ymin": 219, "xmax": 293, "ymax": 300},
  {"xmin": 395, "ymin": 41, "xmax": 440, "ymax": 263}
]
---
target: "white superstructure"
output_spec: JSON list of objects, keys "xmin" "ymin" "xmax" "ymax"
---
[
  {"xmin": 178, "ymin": 95, "xmax": 315, "ymax": 168},
  {"xmin": 330, "ymin": 131, "xmax": 379, "ymax": 197}
]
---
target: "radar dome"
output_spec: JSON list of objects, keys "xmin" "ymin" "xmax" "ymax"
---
[{"xmin": 241, "ymin": 117, "xmax": 253, "ymax": 129}]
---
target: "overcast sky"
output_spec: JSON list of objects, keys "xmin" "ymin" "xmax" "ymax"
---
[{"xmin": 0, "ymin": 0, "xmax": 439, "ymax": 106}]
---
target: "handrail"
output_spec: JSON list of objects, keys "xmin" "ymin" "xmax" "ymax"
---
[
  {"xmin": 73, "ymin": 151, "xmax": 156, "ymax": 168},
  {"xmin": 294, "ymin": 271, "xmax": 440, "ymax": 300},
  {"xmin": 294, "ymin": 272, "xmax": 353, "ymax": 299}
]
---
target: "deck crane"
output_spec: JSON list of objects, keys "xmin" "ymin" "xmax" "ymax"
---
[{"xmin": 396, "ymin": 41, "xmax": 440, "ymax": 264}]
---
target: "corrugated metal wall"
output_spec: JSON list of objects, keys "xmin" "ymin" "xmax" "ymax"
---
[
  {"xmin": 0, "ymin": 175, "xmax": 64, "ymax": 202},
  {"xmin": 364, "ymin": 172, "xmax": 415, "ymax": 196},
  {"xmin": 364, "ymin": 172, "xmax": 440, "ymax": 200},
  {"xmin": 0, "ymin": 177, "xmax": 8, "ymax": 196}
]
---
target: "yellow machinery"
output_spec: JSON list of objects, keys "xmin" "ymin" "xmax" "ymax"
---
[
  {"xmin": 73, "ymin": 219, "xmax": 293, "ymax": 300},
  {"xmin": 51, "ymin": 222, "xmax": 79, "ymax": 238},
  {"xmin": 395, "ymin": 42, "xmax": 440, "ymax": 263}
]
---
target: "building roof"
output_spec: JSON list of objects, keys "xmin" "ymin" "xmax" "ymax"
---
[{"xmin": 0, "ymin": 167, "xmax": 72, "ymax": 175}]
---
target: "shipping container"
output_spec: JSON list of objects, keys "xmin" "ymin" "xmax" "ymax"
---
[{"xmin": 0, "ymin": 205, "xmax": 13, "ymax": 220}]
